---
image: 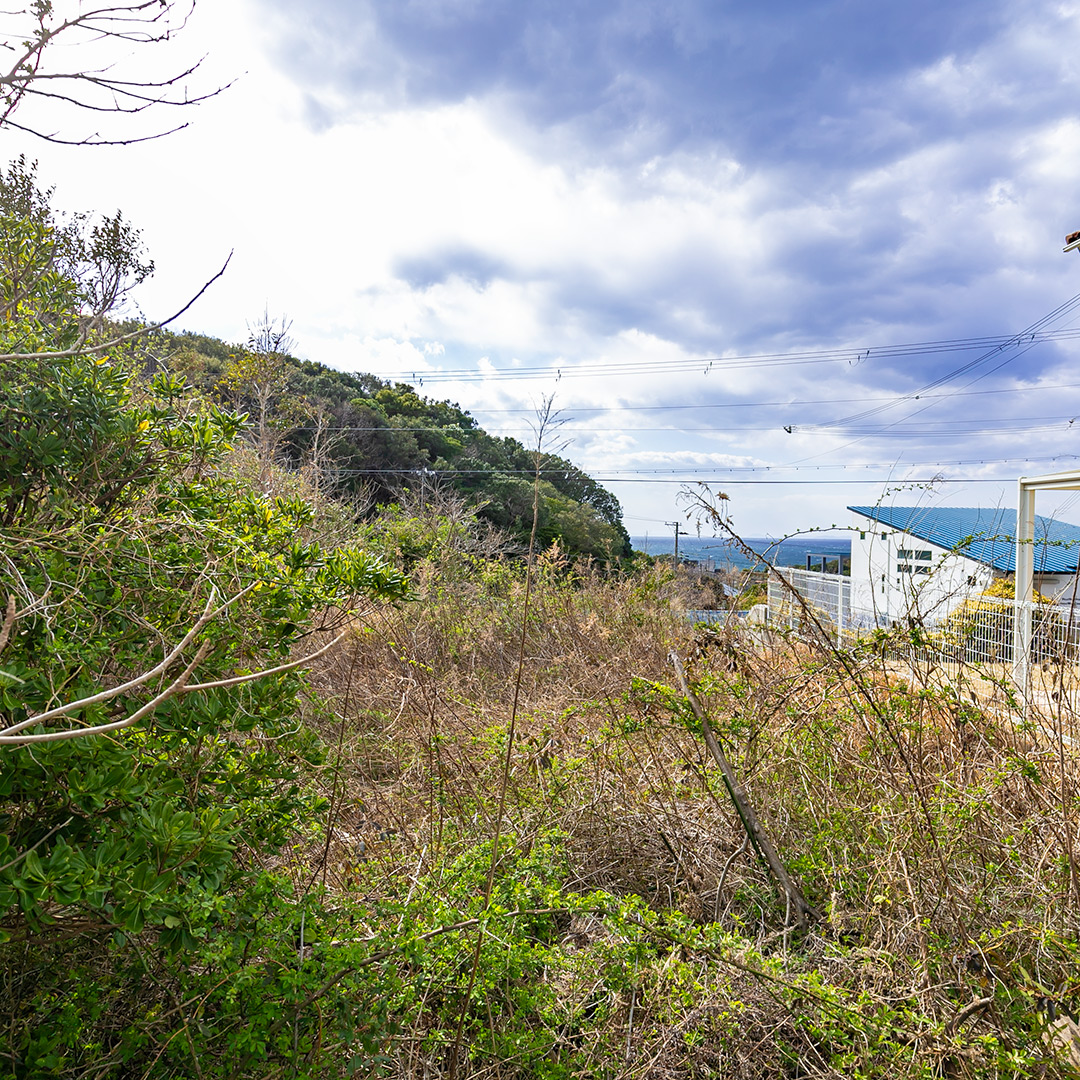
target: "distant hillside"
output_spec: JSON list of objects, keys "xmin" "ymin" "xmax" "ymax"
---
[{"xmin": 126, "ymin": 323, "xmax": 631, "ymax": 561}]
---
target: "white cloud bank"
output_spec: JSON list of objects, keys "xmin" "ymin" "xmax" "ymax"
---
[{"xmin": 5, "ymin": 0, "xmax": 1080, "ymax": 534}]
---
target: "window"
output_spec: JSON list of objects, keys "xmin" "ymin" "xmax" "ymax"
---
[{"xmin": 896, "ymin": 547, "xmax": 933, "ymax": 578}]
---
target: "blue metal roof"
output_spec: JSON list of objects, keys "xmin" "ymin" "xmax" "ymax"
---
[{"xmin": 847, "ymin": 505, "xmax": 1080, "ymax": 574}]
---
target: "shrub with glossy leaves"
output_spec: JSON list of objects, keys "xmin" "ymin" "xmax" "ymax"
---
[{"xmin": 0, "ymin": 169, "xmax": 409, "ymax": 1077}]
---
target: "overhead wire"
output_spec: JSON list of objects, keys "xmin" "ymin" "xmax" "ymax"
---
[
  {"xmin": 776, "ymin": 293, "xmax": 1080, "ymax": 466},
  {"xmin": 361, "ymin": 322, "xmax": 1080, "ymax": 384},
  {"xmin": 318, "ymin": 450, "xmax": 1079, "ymax": 479},
  {"xmin": 813, "ymin": 290, "xmax": 1080, "ymax": 429},
  {"xmin": 467, "ymin": 381, "xmax": 1080, "ymax": 414},
  {"xmin": 283, "ymin": 416, "xmax": 1074, "ymax": 436},
  {"xmin": 285, "ymin": 296, "xmax": 1080, "ymax": 516}
]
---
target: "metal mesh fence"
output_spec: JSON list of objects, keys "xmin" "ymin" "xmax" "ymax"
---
[
  {"xmin": 910, "ymin": 596, "xmax": 1080, "ymax": 667},
  {"xmin": 765, "ymin": 572, "xmax": 1080, "ymax": 670},
  {"xmin": 767, "ymin": 568, "xmax": 854, "ymax": 646}
]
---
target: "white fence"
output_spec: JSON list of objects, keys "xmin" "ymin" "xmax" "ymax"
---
[
  {"xmin": 765, "ymin": 572, "xmax": 1080, "ymax": 670},
  {"xmin": 910, "ymin": 596, "xmax": 1080, "ymax": 668},
  {"xmin": 767, "ymin": 568, "xmax": 852, "ymax": 645}
]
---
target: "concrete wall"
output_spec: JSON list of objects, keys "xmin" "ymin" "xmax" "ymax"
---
[
  {"xmin": 849, "ymin": 513, "xmax": 995, "ymax": 627},
  {"xmin": 1037, "ymin": 573, "xmax": 1077, "ymax": 602}
]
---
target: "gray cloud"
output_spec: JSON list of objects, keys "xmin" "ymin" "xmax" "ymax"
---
[
  {"xmin": 259, "ymin": 0, "xmax": 1021, "ymax": 168},
  {"xmin": 251, "ymin": 0, "xmax": 1080, "ymax": 483},
  {"xmin": 394, "ymin": 246, "xmax": 514, "ymax": 289}
]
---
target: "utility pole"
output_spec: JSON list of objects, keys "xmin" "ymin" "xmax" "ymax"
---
[
  {"xmin": 417, "ymin": 466, "xmax": 434, "ymax": 511},
  {"xmin": 665, "ymin": 520, "xmax": 681, "ymax": 564}
]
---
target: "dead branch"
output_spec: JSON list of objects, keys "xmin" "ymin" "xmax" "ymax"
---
[
  {"xmin": 0, "ymin": 594, "xmax": 15, "ymax": 654},
  {"xmin": 0, "ymin": 252, "xmax": 232, "ymax": 363},
  {"xmin": 0, "ymin": 584, "xmax": 348, "ymax": 745},
  {"xmin": 0, "ymin": 1, "xmax": 230, "ymax": 146},
  {"xmin": 671, "ymin": 649, "xmax": 818, "ymax": 929}
]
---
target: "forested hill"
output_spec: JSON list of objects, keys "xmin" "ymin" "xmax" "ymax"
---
[{"xmin": 136, "ymin": 324, "xmax": 631, "ymax": 561}]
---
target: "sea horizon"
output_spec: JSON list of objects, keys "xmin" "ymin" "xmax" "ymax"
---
[{"xmin": 630, "ymin": 532, "xmax": 852, "ymax": 571}]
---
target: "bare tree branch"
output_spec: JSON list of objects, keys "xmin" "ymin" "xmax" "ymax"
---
[
  {"xmin": 0, "ymin": 587, "xmax": 222, "ymax": 737},
  {"xmin": 178, "ymin": 631, "xmax": 348, "ymax": 695},
  {"xmin": 671, "ymin": 650, "xmax": 818, "ymax": 929},
  {"xmin": 0, "ymin": 579, "xmax": 272, "ymax": 739},
  {"xmin": 0, "ymin": 595, "xmax": 15, "ymax": 655},
  {"xmin": 1, "ymin": 113, "xmax": 190, "ymax": 145},
  {"xmin": 0, "ymin": 639, "xmax": 211, "ymax": 745},
  {"xmin": 0, "ymin": 251, "xmax": 232, "ymax": 362},
  {"xmin": 0, "ymin": 609, "xmax": 348, "ymax": 747},
  {"xmin": 0, "ymin": 1, "xmax": 229, "ymax": 145}
]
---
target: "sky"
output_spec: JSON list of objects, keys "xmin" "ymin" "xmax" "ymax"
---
[{"xmin": 6, "ymin": 0, "xmax": 1080, "ymax": 540}]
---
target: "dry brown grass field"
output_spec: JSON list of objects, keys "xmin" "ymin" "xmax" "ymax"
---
[{"xmin": 280, "ymin": 514, "xmax": 1080, "ymax": 1079}]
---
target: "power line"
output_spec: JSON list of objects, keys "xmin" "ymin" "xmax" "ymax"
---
[
  {"xmin": 316, "ymin": 451, "xmax": 1080, "ymax": 479},
  {"xmin": 359, "ymin": 320, "xmax": 1080, "ymax": 384},
  {"xmin": 774, "ymin": 293, "xmax": 1080, "ymax": 467},
  {"xmin": 281, "ymin": 419, "xmax": 1073, "ymax": 438},
  {"xmin": 468, "ymin": 381, "xmax": 1080, "ymax": 414},
  {"xmin": 817, "ymin": 291, "xmax": 1080, "ymax": 428},
  {"xmin": 586, "ymin": 478, "xmax": 1014, "ymax": 485}
]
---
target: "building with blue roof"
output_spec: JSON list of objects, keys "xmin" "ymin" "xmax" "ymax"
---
[{"xmin": 847, "ymin": 505, "xmax": 1080, "ymax": 625}]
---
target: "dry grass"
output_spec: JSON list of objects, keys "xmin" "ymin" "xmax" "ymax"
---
[{"xmin": 292, "ymin": 541, "xmax": 1080, "ymax": 1078}]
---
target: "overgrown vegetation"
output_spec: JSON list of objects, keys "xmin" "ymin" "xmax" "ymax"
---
[
  {"xmin": 115, "ymin": 318, "xmax": 632, "ymax": 562},
  {"xmin": 5, "ymin": 160, "xmax": 1080, "ymax": 1079},
  {"xmin": 296, "ymin": 533, "xmax": 1080, "ymax": 1078}
]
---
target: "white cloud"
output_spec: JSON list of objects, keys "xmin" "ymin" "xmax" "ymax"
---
[
  {"xmin": 621, "ymin": 450, "xmax": 765, "ymax": 467},
  {"xmin": 7, "ymin": 0, "xmax": 1080, "ymax": 535}
]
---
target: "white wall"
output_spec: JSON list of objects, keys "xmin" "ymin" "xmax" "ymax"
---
[
  {"xmin": 1036, "ymin": 573, "xmax": 1076, "ymax": 602},
  {"xmin": 849, "ymin": 514, "xmax": 995, "ymax": 627}
]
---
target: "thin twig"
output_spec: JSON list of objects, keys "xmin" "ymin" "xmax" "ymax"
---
[
  {"xmin": 447, "ymin": 395, "xmax": 557, "ymax": 1080},
  {"xmin": 0, "ymin": 816, "xmax": 73, "ymax": 874}
]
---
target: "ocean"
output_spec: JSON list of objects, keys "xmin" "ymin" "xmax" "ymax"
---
[{"xmin": 630, "ymin": 533, "xmax": 852, "ymax": 571}]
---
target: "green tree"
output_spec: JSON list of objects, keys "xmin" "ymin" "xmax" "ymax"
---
[{"xmin": 0, "ymin": 163, "xmax": 410, "ymax": 1078}]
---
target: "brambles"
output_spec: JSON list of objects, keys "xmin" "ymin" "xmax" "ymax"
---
[
  {"xmin": 298, "ymin": 528, "xmax": 1080, "ymax": 1077},
  {"xmin": 8, "ymin": 360, "xmax": 1080, "ymax": 1074}
]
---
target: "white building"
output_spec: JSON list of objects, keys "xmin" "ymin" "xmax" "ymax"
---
[{"xmin": 848, "ymin": 505, "xmax": 1080, "ymax": 627}]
